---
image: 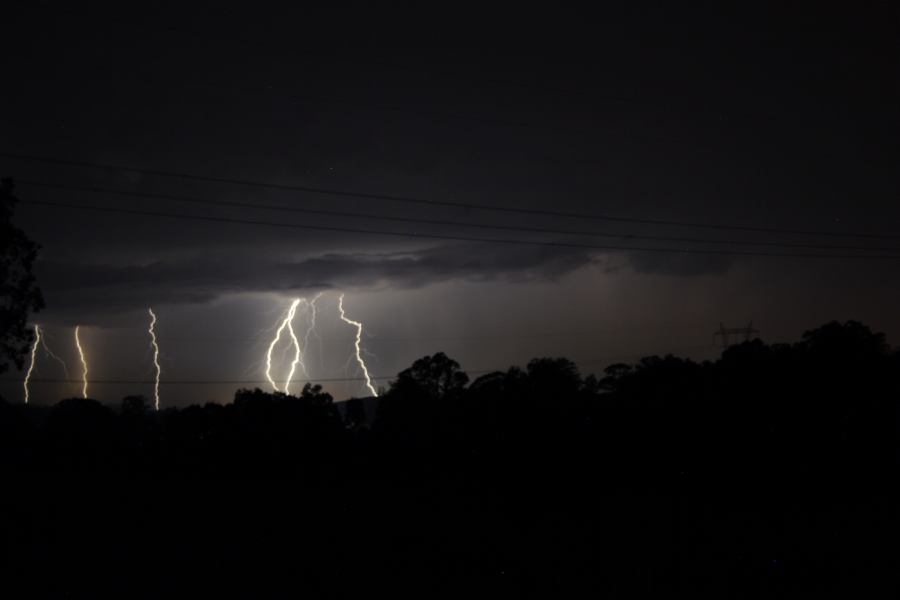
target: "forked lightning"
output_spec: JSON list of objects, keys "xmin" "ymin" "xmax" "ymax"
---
[
  {"xmin": 337, "ymin": 294, "xmax": 378, "ymax": 397},
  {"xmin": 264, "ymin": 298, "xmax": 303, "ymax": 394}
]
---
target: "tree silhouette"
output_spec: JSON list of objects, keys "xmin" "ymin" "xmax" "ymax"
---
[
  {"xmin": 43, "ymin": 397, "xmax": 118, "ymax": 470},
  {"xmin": 0, "ymin": 178, "xmax": 44, "ymax": 374},
  {"xmin": 121, "ymin": 394, "xmax": 151, "ymax": 416},
  {"xmin": 391, "ymin": 352, "xmax": 470, "ymax": 401},
  {"xmin": 343, "ymin": 396, "xmax": 368, "ymax": 431},
  {"xmin": 375, "ymin": 352, "xmax": 470, "ymax": 451}
]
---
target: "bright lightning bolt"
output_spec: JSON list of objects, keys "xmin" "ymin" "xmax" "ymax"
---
[
  {"xmin": 301, "ymin": 292, "xmax": 324, "ymax": 375},
  {"xmin": 23, "ymin": 324, "xmax": 40, "ymax": 404},
  {"xmin": 265, "ymin": 298, "xmax": 302, "ymax": 393},
  {"xmin": 337, "ymin": 294, "xmax": 378, "ymax": 397},
  {"xmin": 75, "ymin": 326, "xmax": 89, "ymax": 399},
  {"xmin": 283, "ymin": 300, "xmax": 303, "ymax": 396},
  {"xmin": 148, "ymin": 308, "xmax": 161, "ymax": 411}
]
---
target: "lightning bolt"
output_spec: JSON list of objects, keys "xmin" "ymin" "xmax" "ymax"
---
[
  {"xmin": 75, "ymin": 326, "xmax": 89, "ymax": 399},
  {"xmin": 264, "ymin": 298, "xmax": 303, "ymax": 394},
  {"xmin": 283, "ymin": 300, "xmax": 303, "ymax": 396},
  {"xmin": 148, "ymin": 308, "xmax": 161, "ymax": 411},
  {"xmin": 23, "ymin": 324, "xmax": 40, "ymax": 404},
  {"xmin": 40, "ymin": 333, "xmax": 69, "ymax": 378},
  {"xmin": 303, "ymin": 292, "xmax": 322, "ymax": 354},
  {"xmin": 302, "ymin": 292, "xmax": 323, "ymax": 372},
  {"xmin": 337, "ymin": 294, "xmax": 378, "ymax": 397}
]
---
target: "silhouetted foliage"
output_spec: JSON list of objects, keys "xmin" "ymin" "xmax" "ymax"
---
[
  {"xmin": 0, "ymin": 321, "xmax": 895, "ymax": 596},
  {"xmin": 375, "ymin": 352, "xmax": 470, "ymax": 452},
  {"xmin": 3, "ymin": 321, "xmax": 891, "ymax": 480},
  {"xmin": 42, "ymin": 397, "xmax": 117, "ymax": 471},
  {"xmin": 342, "ymin": 396, "xmax": 368, "ymax": 431},
  {"xmin": 0, "ymin": 178, "xmax": 44, "ymax": 374},
  {"xmin": 121, "ymin": 394, "xmax": 151, "ymax": 416}
]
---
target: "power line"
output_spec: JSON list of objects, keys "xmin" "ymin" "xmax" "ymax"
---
[
  {"xmin": 121, "ymin": 333, "xmax": 715, "ymax": 345},
  {"xmin": 0, "ymin": 347, "xmax": 720, "ymax": 386},
  {"xmin": 18, "ymin": 180, "xmax": 900, "ymax": 254},
  {"xmin": 18, "ymin": 198, "xmax": 900, "ymax": 260},
  {"xmin": 0, "ymin": 370, "xmax": 521, "ymax": 385},
  {"xmin": 5, "ymin": 376, "xmax": 437, "ymax": 385},
  {"xmin": 3, "ymin": 150, "xmax": 898, "ymax": 240}
]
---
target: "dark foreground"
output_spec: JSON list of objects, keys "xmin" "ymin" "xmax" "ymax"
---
[
  {"xmin": 1, "ymin": 321, "xmax": 896, "ymax": 597},
  {"xmin": 2, "ymin": 471, "xmax": 892, "ymax": 598}
]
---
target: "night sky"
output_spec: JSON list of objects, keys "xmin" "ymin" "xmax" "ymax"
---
[{"xmin": 2, "ymin": 3, "xmax": 898, "ymax": 405}]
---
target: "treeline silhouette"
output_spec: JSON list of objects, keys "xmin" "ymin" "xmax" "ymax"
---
[
  {"xmin": 1, "ymin": 320, "xmax": 895, "ymax": 480},
  {"xmin": 1, "ymin": 320, "xmax": 895, "ymax": 598}
]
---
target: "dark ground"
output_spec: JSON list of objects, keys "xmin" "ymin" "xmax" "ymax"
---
[
  {"xmin": 2, "ymin": 460, "xmax": 893, "ymax": 598},
  {"xmin": 1, "ymin": 323, "xmax": 896, "ymax": 598}
]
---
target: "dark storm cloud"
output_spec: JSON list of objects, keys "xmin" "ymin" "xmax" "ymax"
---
[
  {"xmin": 35, "ymin": 243, "xmax": 602, "ymax": 316},
  {"xmin": 3, "ymin": 1, "xmax": 899, "ymax": 394},
  {"xmin": 626, "ymin": 251, "xmax": 734, "ymax": 277}
]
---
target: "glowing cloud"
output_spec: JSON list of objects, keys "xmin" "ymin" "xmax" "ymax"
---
[{"xmin": 337, "ymin": 294, "xmax": 378, "ymax": 397}]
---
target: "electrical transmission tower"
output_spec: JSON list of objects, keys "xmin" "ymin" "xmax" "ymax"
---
[{"xmin": 714, "ymin": 322, "xmax": 760, "ymax": 349}]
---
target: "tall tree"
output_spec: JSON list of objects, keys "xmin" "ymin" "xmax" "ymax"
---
[
  {"xmin": 391, "ymin": 352, "xmax": 469, "ymax": 401},
  {"xmin": 0, "ymin": 178, "xmax": 44, "ymax": 373}
]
